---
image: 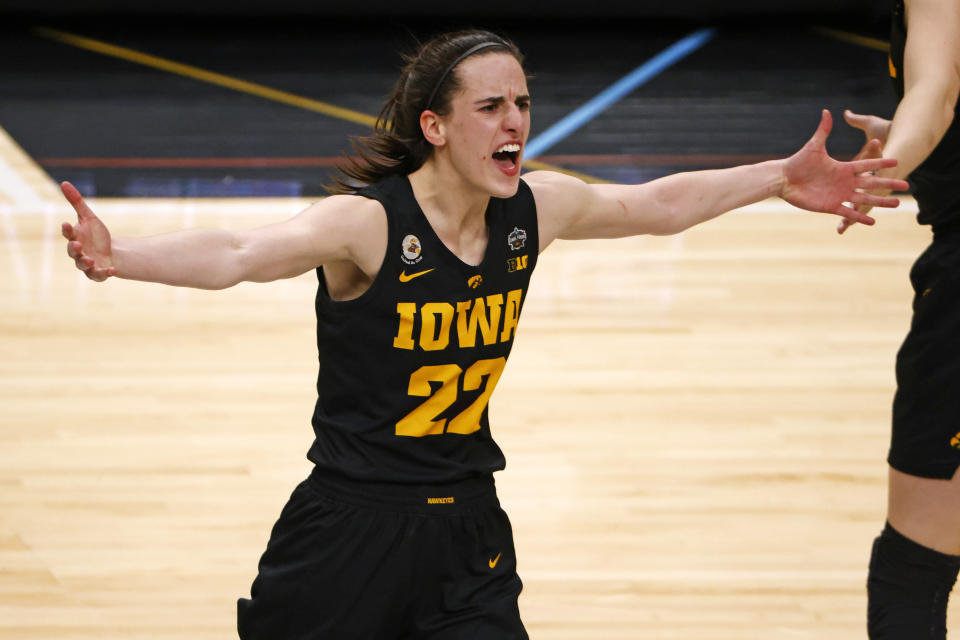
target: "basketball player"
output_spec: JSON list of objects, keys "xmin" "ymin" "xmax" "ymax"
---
[
  {"xmin": 61, "ymin": 29, "xmax": 907, "ymax": 639},
  {"xmin": 839, "ymin": 0, "xmax": 960, "ymax": 636}
]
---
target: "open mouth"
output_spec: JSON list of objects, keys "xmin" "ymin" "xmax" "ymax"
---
[{"xmin": 492, "ymin": 143, "xmax": 521, "ymax": 175}]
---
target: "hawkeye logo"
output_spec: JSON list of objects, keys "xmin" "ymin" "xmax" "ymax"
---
[
  {"xmin": 950, "ymin": 432, "xmax": 960, "ymax": 450},
  {"xmin": 399, "ymin": 268, "xmax": 435, "ymax": 283},
  {"xmin": 467, "ymin": 275, "xmax": 483, "ymax": 289}
]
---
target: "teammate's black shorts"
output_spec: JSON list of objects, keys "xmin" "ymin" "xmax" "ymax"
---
[
  {"xmin": 890, "ymin": 233, "xmax": 960, "ymax": 480},
  {"xmin": 237, "ymin": 467, "xmax": 528, "ymax": 640}
]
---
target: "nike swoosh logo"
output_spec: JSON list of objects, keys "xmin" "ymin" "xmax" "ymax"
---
[
  {"xmin": 399, "ymin": 268, "xmax": 435, "ymax": 282},
  {"xmin": 488, "ymin": 552, "xmax": 502, "ymax": 569}
]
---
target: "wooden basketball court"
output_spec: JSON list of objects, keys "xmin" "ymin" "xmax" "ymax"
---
[{"xmin": 2, "ymin": 126, "xmax": 954, "ymax": 638}]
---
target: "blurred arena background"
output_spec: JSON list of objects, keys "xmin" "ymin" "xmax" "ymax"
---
[{"xmin": 3, "ymin": 2, "xmax": 951, "ymax": 639}]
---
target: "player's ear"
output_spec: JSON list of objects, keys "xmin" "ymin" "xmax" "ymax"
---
[{"xmin": 420, "ymin": 110, "xmax": 446, "ymax": 147}]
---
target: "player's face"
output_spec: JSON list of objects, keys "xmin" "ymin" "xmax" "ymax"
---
[{"xmin": 439, "ymin": 53, "xmax": 530, "ymax": 198}]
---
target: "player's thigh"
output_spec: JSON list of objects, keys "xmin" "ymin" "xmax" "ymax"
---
[{"xmin": 237, "ymin": 482, "xmax": 414, "ymax": 639}]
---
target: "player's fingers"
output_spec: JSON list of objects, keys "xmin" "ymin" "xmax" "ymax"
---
[
  {"xmin": 60, "ymin": 181, "xmax": 95, "ymax": 221},
  {"xmin": 810, "ymin": 109, "xmax": 833, "ymax": 147},
  {"xmin": 66, "ymin": 240, "xmax": 83, "ymax": 260},
  {"xmin": 851, "ymin": 157, "xmax": 898, "ymax": 174},
  {"xmin": 856, "ymin": 175, "xmax": 910, "ymax": 192},
  {"xmin": 61, "ymin": 222, "xmax": 76, "ymax": 240},
  {"xmin": 851, "ymin": 139, "xmax": 880, "ymax": 163},
  {"xmin": 87, "ymin": 268, "xmax": 110, "ymax": 282},
  {"xmin": 834, "ymin": 204, "xmax": 876, "ymax": 225},
  {"xmin": 851, "ymin": 192, "xmax": 900, "ymax": 209},
  {"xmin": 843, "ymin": 109, "xmax": 868, "ymax": 132}
]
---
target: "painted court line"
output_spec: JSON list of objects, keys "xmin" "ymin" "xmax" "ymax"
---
[
  {"xmin": 34, "ymin": 27, "xmax": 379, "ymax": 128},
  {"xmin": 525, "ymin": 28, "xmax": 716, "ymax": 159},
  {"xmin": 814, "ymin": 27, "xmax": 889, "ymax": 52}
]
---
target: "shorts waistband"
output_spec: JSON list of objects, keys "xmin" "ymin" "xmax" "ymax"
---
[{"xmin": 307, "ymin": 467, "xmax": 498, "ymax": 513}]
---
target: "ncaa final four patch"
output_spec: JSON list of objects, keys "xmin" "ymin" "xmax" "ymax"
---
[
  {"xmin": 507, "ymin": 227, "xmax": 526, "ymax": 251},
  {"xmin": 401, "ymin": 234, "xmax": 423, "ymax": 265}
]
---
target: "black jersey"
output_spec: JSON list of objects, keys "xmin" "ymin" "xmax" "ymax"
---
[
  {"xmin": 890, "ymin": 0, "xmax": 960, "ymax": 229},
  {"xmin": 306, "ymin": 175, "xmax": 539, "ymax": 484}
]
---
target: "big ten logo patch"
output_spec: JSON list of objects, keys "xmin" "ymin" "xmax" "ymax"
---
[{"xmin": 506, "ymin": 255, "xmax": 528, "ymax": 272}]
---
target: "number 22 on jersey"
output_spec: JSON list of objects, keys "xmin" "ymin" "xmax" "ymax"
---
[{"xmin": 396, "ymin": 357, "xmax": 506, "ymax": 437}]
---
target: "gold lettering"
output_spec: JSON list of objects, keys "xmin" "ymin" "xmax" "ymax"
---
[
  {"xmin": 396, "ymin": 364, "xmax": 460, "ymax": 436},
  {"xmin": 500, "ymin": 289, "xmax": 523, "ymax": 342},
  {"xmin": 419, "ymin": 302, "xmax": 454, "ymax": 351},
  {"xmin": 506, "ymin": 255, "xmax": 528, "ymax": 272},
  {"xmin": 393, "ymin": 302, "xmax": 416, "ymax": 350},
  {"xmin": 457, "ymin": 294, "xmax": 504, "ymax": 348}
]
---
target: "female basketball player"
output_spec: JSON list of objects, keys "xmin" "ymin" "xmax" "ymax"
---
[
  {"xmin": 840, "ymin": 0, "xmax": 960, "ymax": 636},
  {"xmin": 61, "ymin": 29, "xmax": 907, "ymax": 639}
]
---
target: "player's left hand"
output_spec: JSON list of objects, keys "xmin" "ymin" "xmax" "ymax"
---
[{"xmin": 779, "ymin": 110, "xmax": 909, "ymax": 225}]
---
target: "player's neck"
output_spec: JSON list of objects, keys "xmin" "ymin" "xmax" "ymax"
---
[{"xmin": 408, "ymin": 159, "xmax": 490, "ymax": 237}]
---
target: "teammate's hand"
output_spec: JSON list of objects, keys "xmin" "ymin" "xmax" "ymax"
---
[
  {"xmin": 837, "ymin": 111, "xmax": 895, "ymax": 235},
  {"xmin": 779, "ymin": 110, "xmax": 908, "ymax": 224},
  {"xmin": 844, "ymin": 109, "xmax": 892, "ymax": 148},
  {"xmin": 61, "ymin": 181, "xmax": 116, "ymax": 281},
  {"xmin": 837, "ymin": 138, "xmax": 887, "ymax": 234}
]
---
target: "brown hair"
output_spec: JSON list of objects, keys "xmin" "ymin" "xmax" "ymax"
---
[{"xmin": 327, "ymin": 29, "xmax": 524, "ymax": 194}]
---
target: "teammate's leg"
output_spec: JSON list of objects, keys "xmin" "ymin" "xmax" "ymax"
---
[{"xmin": 867, "ymin": 468, "xmax": 960, "ymax": 639}]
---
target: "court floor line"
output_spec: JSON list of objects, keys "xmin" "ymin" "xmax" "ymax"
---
[
  {"xmin": 814, "ymin": 27, "xmax": 889, "ymax": 52},
  {"xmin": 524, "ymin": 27, "xmax": 716, "ymax": 159},
  {"xmin": 32, "ymin": 27, "xmax": 606, "ymax": 184},
  {"xmin": 34, "ymin": 27, "xmax": 379, "ymax": 128},
  {"xmin": 0, "ymin": 126, "xmax": 55, "ymax": 210}
]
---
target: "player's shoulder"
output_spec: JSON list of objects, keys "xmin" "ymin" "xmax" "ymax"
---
[
  {"xmin": 314, "ymin": 192, "xmax": 385, "ymax": 214},
  {"xmin": 523, "ymin": 170, "xmax": 594, "ymax": 214},
  {"xmin": 298, "ymin": 193, "xmax": 386, "ymax": 228},
  {"xmin": 523, "ymin": 169, "xmax": 585, "ymax": 189}
]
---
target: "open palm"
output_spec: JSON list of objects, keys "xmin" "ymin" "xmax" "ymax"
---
[
  {"xmin": 60, "ymin": 181, "xmax": 116, "ymax": 281},
  {"xmin": 780, "ymin": 110, "xmax": 906, "ymax": 225}
]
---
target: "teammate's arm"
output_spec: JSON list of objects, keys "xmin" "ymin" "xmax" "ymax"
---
[
  {"xmin": 528, "ymin": 111, "xmax": 907, "ymax": 249},
  {"xmin": 884, "ymin": 0, "xmax": 960, "ymax": 179},
  {"xmin": 60, "ymin": 181, "xmax": 386, "ymax": 288},
  {"xmin": 838, "ymin": 0, "xmax": 960, "ymax": 233}
]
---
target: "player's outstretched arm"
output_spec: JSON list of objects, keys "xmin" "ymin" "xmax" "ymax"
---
[
  {"xmin": 60, "ymin": 181, "xmax": 386, "ymax": 289},
  {"xmin": 528, "ymin": 110, "xmax": 909, "ymax": 248}
]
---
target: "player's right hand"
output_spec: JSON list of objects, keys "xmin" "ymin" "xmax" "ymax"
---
[{"xmin": 60, "ymin": 181, "xmax": 116, "ymax": 281}]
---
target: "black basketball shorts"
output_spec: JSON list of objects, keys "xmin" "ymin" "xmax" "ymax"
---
[
  {"xmin": 237, "ymin": 468, "xmax": 528, "ymax": 640},
  {"xmin": 890, "ymin": 236, "xmax": 960, "ymax": 480}
]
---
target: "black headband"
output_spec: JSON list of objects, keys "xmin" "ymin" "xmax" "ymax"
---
[{"xmin": 424, "ymin": 41, "xmax": 509, "ymax": 111}]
